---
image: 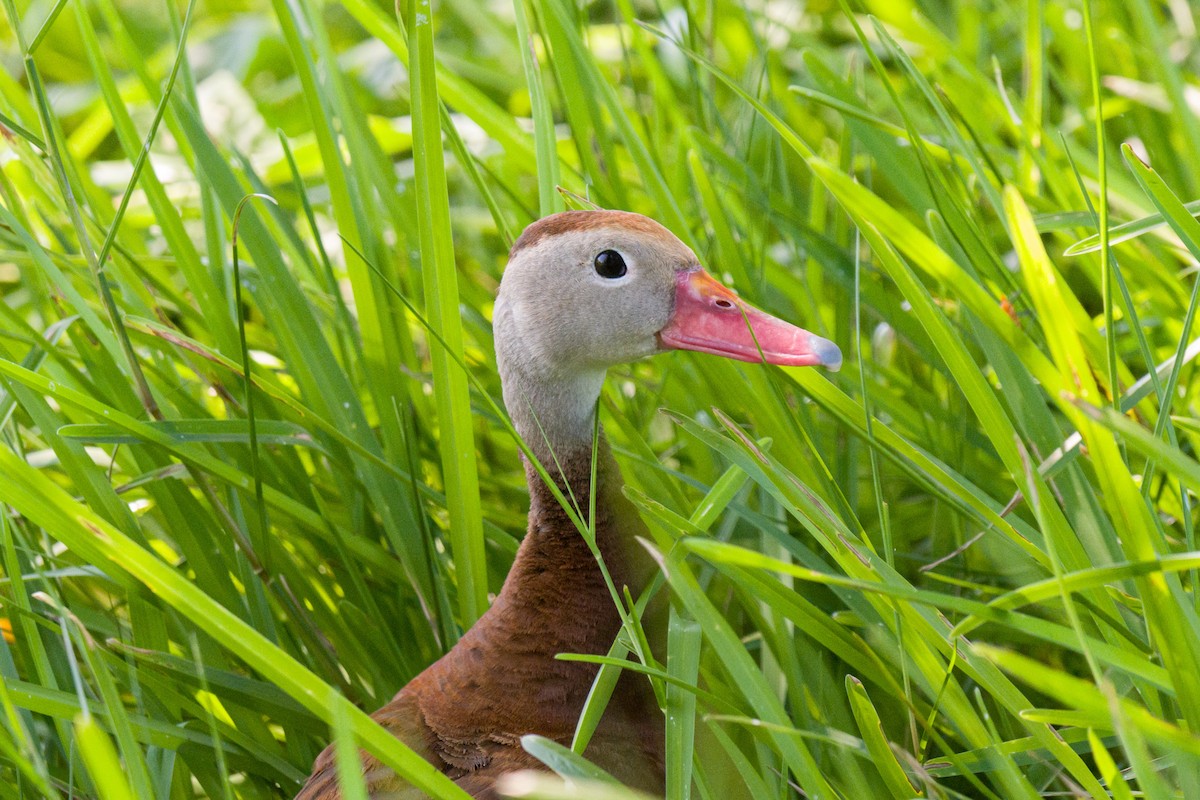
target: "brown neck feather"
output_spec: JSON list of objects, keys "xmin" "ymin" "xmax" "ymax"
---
[
  {"xmin": 492, "ymin": 438, "xmax": 654, "ymax": 653},
  {"xmin": 417, "ymin": 435, "xmax": 658, "ymax": 739}
]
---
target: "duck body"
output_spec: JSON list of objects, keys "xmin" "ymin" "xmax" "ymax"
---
[
  {"xmin": 298, "ymin": 211, "xmax": 840, "ymax": 799},
  {"xmin": 299, "ymin": 445, "xmax": 662, "ymax": 799}
]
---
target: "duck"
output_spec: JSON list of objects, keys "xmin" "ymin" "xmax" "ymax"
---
[{"xmin": 297, "ymin": 210, "xmax": 841, "ymax": 799}]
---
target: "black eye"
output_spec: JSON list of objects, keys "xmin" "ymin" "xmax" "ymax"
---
[{"xmin": 593, "ymin": 250, "xmax": 627, "ymax": 279}]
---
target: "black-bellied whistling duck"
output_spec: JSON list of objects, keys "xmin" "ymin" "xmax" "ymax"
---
[{"xmin": 297, "ymin": 210, "xmax": 841, "ymax": 799}]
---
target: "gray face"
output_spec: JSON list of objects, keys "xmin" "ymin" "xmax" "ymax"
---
[{"xmin": 495, "ymin": 218, "xmax": 699, "ymax": 379}]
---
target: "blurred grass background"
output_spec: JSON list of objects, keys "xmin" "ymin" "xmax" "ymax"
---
[{"xmin": 2, "ymin": 0, "xmax": 1200, "ymax": 797}]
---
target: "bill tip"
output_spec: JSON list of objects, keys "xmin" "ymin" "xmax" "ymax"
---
[{"xmin": 809, "ymin": 335, "xmax": 843, "ymax": 372}]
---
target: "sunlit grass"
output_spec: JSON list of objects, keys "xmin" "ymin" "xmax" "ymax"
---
[{"xmin": 1, "ymin": 0, "xmax": 1199, "ymax": 797}]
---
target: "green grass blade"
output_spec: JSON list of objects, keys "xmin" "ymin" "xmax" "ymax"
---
[
  {"xmin": 406, "ymin": 0, "xmax": 488, "ymax": 626},
  {"xmin": 846, "ymin": 676, "xmax": 919, "ymax": 799},
  {"xmin": 665, "ymin": 610, "xmax": 700, "ymax": 800},
  {"xmin": 513, "ymin": 0, "xmax": 561, "ymax": 217},
  {"xmin": 73, "ymin": 714, "xmax": 135, "ymax": 800},
  {"xmin": 1064, "ymin": 199, "xmax": 1200, "ymax": 255}
]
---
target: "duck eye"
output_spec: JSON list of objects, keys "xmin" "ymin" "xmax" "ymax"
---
[{"xmin": 593, "ymin": 250, "xmax": 627, "ymax": 279}]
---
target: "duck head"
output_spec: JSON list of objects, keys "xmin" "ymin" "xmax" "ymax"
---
[{"xmin": 494, "ymin": 210, "xmax": 841, "ymax": 454}]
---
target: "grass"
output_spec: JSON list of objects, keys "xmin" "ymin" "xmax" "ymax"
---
[{"xmin": 1, "ymin": 0, "xmax": 1199, "ymax": 797}]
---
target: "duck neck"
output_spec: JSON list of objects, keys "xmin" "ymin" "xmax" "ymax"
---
[
  {"xmin": 493, "ymin": 358, "xmax": 655, "ymax": 646},
  {"xmin": 488, "ymin": 436, "xmax": 656, "ymax": 654},
  {"xmin": 502, "ymin": 364, "xmax": 606, "ymax": 469}
]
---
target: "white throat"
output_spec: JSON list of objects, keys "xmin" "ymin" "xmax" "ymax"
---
[
  {"xmin": 498, "ymin": 352, "xmax": 605, "ymax": 465},
  {"xmin": 494, "ymin": 294, "xmax": 607, "ymax": 464}
]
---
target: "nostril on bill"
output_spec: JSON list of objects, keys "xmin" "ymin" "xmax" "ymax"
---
[{"xmin": 714, "ymin": 299, "xmax": 734, "ymax": 309}]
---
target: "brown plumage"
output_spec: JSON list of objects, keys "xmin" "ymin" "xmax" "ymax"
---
[{"xmin": 297, "ymin": 211, "xmax": 840, "ymax": 798}]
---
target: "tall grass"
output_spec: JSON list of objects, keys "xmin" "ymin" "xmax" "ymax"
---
[{"xmin": 1, "ymin": 0, "xmax": 1199, "ymax": 797}]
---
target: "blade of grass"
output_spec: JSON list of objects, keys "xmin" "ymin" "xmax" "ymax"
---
[
  {"xmin": 1064, "ymin": 199, "xmax": 1200, "ymax": 255},
  {"xmin": 846, "ymin": 676, "xmax": 919, "ymax": 799},
  {"xmin": 513, "ymin": 0, "xmax": 561, "ymax": 218},
  {"xmin": 665, "ymin": 610, "xmax": 700, "ymax": 800},
  {"xmin": 1079, "ymin": 0, "xmax": 1119, "ymax": 412},
  {"xmin": 406, "ymin": 0, "xmax": 488, "ymax": 626}
]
